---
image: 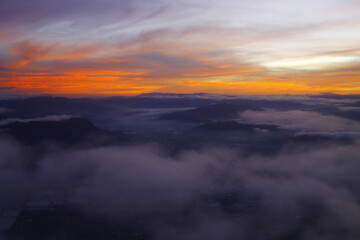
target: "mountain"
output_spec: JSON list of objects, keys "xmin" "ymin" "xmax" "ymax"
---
[
  {"xmin": 310, "ymin": 94, "xmax": 360, "ymax": 100},
  {"xmin": 290, "ymin": 132, "xmax": 355, "ymax": 145},
  {"xmin": 160, "ymin": 102, "xmax": 262, "ymax": 122},
  {"xmin": 198, "ymin": 121, "xmax": 279, "ymax": 132},
  {"xmin": 104, "ymin": 95, "xmax": 217, "ymax": 108},
  {"xmin": 0, "ymin": 117, "xmax": 128, "ymax": 146},
  {"xmin": 0, "ymin": 96, "xmax": 109, "ymax": 120},
  {"xmin": 136, "ymin": 92, "xmax": 239, "ymax": 99}
]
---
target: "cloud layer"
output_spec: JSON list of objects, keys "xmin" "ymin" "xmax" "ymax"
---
[{"xmin": 1, "ymin": 137, "xmax": 359, "ymax": 239}]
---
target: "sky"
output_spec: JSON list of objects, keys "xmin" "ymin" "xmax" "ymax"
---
[{"xmin": 0, "ymin": 0, "xmax": 359, "ymax": 96}]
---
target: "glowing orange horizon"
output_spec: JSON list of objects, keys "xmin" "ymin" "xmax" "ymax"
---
[{"xmin": 1, "ymin": 68, "xmax": 359, "ymax": 96}]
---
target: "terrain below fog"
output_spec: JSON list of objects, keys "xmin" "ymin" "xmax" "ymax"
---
[{"xmin": 0, "ymin": 93, "xmax": 359, "ymax": 240}]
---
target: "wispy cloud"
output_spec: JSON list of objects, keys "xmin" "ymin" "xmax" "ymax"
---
[{"xmin": 0, "ymin": 0, "xmax": 358, "ymax": 95}]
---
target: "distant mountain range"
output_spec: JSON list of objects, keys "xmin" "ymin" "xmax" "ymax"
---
[
  {"xmin": 198, "ymin": 121, "xmax": 279, "ymax": 132},
  {"xmin": 0, "ymin": 117, "xmax": 128, "ymax": 146},
  {"xmin": 160, "ymin": 102, "xmax": 262, "ymax": 122},
  {"xmin": 137, "ymin": 92, "xmax": 241, "ymax": 99}
]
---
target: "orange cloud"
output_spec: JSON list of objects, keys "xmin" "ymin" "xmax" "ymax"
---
[
  {"xmin": 2, "ymin": 62, "xmax": 359, "ymax": 96},
  {"xmin": 175, "ymin": 67, "xmax": 360, "ymax": 95},
  {"xmin": 1, "ymin": 37, "xmax": 359, "ymax": 96},
  {"xmin": 1, "ymin": 70, "xmax": 161, "ymax": 96},
  {"xmin": 11, "ymin": 41, "xmax": 100, "ymax": 66}
]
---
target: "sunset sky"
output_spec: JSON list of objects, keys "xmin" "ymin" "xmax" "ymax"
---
[{"xmin": 0, "ymin": 0, "xmax": 359, "ymax": 96}]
